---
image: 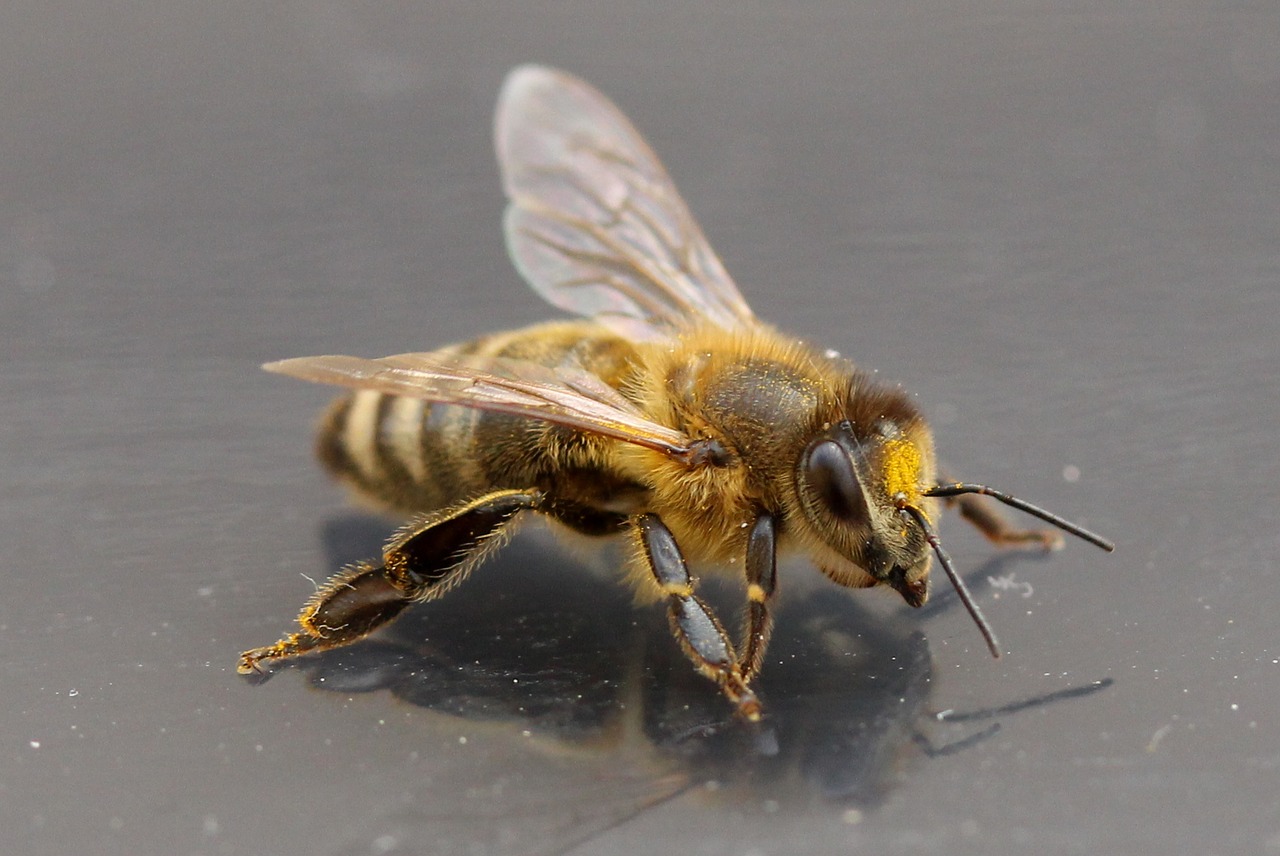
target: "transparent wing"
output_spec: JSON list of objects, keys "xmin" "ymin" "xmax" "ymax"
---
[
  {"xmin": 265, "ymin": 352, "xmax": 696, "ymax": 456},
  {"xmin": 496, "ymin": 65, "xmax": 757, "ymax": 341}
]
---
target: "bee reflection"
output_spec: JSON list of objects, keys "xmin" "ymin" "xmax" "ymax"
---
[{"xmin": 298, "ymin": 517, "xmax": 1109, "ymax": 814}]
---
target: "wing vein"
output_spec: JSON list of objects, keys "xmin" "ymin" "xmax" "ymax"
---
[{"xmin": 496, "ymin": 65, "xmax": 757, "ymax": 340}]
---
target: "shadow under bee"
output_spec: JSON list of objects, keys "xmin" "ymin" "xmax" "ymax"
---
[{"xmin": 297, "ymin": 515, "xmax": 1111, "ymax": 811}]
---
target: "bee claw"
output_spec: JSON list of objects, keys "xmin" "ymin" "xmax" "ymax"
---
[
  {"xmin": 1041, "ymin": 531, "xmax": 1067, "ymax": 552},
  {"xmin": 735, "ymin": 693, "xmax": 764, "ymax": 723},
  {"xmin": 237, "ymin": 648, "xmax": 281, "ymax": 683}
]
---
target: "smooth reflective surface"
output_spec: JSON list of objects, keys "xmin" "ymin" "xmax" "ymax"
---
[
  {"xmin": 275, "ymin": 517, "xmax": 1110, "ymax": 853},
  {"xmin": 4, "ymin": 3, "xmax": 1279, "ymax": 855}
]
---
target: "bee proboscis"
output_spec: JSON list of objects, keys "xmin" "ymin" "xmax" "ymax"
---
[{"xmin": 238, "ymin": 66, "xmax": 1114, "ymax": 721}]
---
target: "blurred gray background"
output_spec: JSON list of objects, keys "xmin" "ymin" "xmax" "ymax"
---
[{"xmin": 3, "ymin": 3, "xmax": 1278, "ymax": 855}]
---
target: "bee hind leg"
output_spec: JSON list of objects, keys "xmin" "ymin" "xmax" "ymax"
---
[
  {"xmin": 237, "ymin": 488, "xmax": 543, "ymax": 676},
  {"xmin": 632, "ymin": 513, "xmax": 762, "ymax": 722}
]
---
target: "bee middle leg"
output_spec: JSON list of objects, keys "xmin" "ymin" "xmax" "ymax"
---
[
  {"xmin": 237, "ymin": 488, "xmax": 542, "ymax": 676},
  {"xmin": 633, "ymin": 513, "xmax": 762, "ymax": 722}
]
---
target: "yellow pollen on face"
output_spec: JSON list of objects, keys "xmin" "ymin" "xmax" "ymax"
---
[{"xmin": 882, "ymin": 438, "xmax": 922, "ymax": 503}]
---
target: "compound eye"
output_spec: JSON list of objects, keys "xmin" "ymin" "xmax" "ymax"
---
[{"xmin": 803, "ymin": 439, "xmax": 869, "ymax": 525}]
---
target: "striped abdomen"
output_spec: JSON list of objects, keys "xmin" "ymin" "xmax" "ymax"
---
[{"xmin": 314, "ymin": 322, "xmax": 648, "ymax": 518}]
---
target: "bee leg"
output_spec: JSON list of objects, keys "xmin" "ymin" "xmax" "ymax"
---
[
  {"xmin": 737, "ymin": 512, "xmax": 777, "ymax": 682},
  {"xmin": 633, "ymin": 513, "xmax": 762, "ymax": 722},
  {"xmin": 237, "ymin": 488, "xmax": 541, "ymax": 676},
  {"xmin": 936, "ymin": 472, "xmax": 1064, "ymax": 551},
  {"xmin": 947, "ymin": 493, "xmax": 1064, "ymax": 551}
]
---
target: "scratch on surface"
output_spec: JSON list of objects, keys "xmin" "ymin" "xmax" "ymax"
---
[{"xmin": 1146, "ymin": 723, "xmax": 1173, "ymax": 753}]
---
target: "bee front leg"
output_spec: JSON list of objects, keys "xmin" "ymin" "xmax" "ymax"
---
[
  {"xmin": 738, "ymin": 513, "xmax": 777, "ymax": 682},
  {"xmin": 946, "ymin": 492, "xmax": 1064, "ymax": 551},
  {"xmin": 632, "ymin": 513, "xmax": 762, "ymax": 722},
  {"xmin": 237, "ymin": 489, "xmax": 542, "ymax": 676},
  {"xmin": 936, "ymin": 471, "xmax": 1064, "ymax": 551}
]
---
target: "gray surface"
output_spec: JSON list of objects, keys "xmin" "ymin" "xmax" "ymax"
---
[{"xmin": 4, "ymin": 3, "xmax": 1278, "ymax": 855}]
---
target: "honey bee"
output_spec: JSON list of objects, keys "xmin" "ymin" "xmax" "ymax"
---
[{"xmin": 238, "ymin": 65, "xmax": 1114, "ymax": 721}]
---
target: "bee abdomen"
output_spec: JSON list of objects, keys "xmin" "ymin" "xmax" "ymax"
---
[
  {"xmin": 312, "ymin": 323, "xmax": 643, "ymax": 515},
  {"xmin": 316, "ymin": 389, "xmax": 479, "ymax": 513}
]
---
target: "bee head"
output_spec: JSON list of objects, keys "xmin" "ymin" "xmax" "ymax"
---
[
  {"xmin": 795, "ymin": 418, "xmax": 937, "ymax": 606},
  {"xmin": 794, "ymin": 391, "xmax": 1113, "ymax": 661}
]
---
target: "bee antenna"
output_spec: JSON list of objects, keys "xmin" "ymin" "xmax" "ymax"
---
[
  {"xmin": 922, "ymin": 483, "xmax": 1115, "ymax": 552},
  {"xmin": 898, "ymin": 504, "xmax": 1002, "ymax": 659}
]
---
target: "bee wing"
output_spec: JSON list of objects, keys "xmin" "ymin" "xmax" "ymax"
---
[
  {"xmin": 497, "ymin": 65, "xmax": 758, "ymax": 341},
  {"xmin": 264, "ymin": 352, "xmax": 696, "ymax": 456}
]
